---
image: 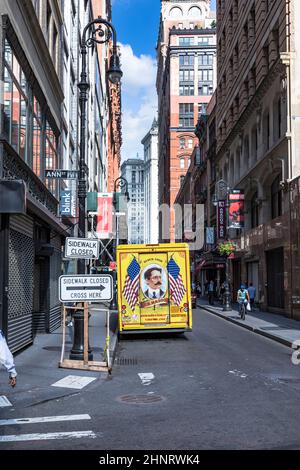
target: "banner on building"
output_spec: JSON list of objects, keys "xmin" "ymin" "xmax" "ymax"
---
[
  {"xmin": 228, "ymin": 190, "xmax": 245, "ymax": 229},
  {"xmin": 96, "ymin": 193, "xmax": 113, "ymax": 238},
  {"xmin": 60, "ymin": 189, "xmax": 73, "ymax": 217},
  {"xmin": 206, "ymin": 227, "xmax": 215, "ymax": 245},
  {"xmin": 217, "ymin": 201, "xmax": 226, "ymax": 239}
]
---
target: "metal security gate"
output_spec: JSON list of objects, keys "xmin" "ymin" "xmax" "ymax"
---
[
  {"xmin": 48, "ymin": 232, "xmax": 62, "ymax": 332},
  {"xmin": 267, "ymin": 247, "xmax": 284, "ymax": 309},
  {"xmin": 8, "ymin": 215, "xmax": 35, "ymax": 352}
]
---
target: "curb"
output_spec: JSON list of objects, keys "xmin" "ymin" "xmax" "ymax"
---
[{"xmin": 198, "ymin": 303, "xmax": 294, "ymax": 348}]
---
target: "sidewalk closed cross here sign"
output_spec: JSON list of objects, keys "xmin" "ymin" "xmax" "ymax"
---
[{"xmin": 59, "ymin": 275, "xmax": 113, "ymax": 302}]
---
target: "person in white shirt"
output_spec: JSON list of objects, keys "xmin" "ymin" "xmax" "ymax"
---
[{"xmin": 0, "ymin": 329, "xmax": 17, "ymax": 387}]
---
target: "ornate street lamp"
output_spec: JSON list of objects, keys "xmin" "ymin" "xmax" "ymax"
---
[
  {"xmin": 109, "ymin": 177, "xmax": 130, "ymax": 310},
  {"xmin": 215, "ymin": 179, "xmax": 231, "ymax": 312},
  {"xmin": 70, "ymin": 17, "xmax": 122, "ymax": 361}
]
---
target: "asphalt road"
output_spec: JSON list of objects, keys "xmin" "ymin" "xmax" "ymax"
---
[{"xmin": 2, "ymin": 307, "xmax": 300, "ymax": 451}]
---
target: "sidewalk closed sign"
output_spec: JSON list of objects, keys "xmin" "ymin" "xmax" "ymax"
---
[
  {"xmin": 59, "ymin": 275, "xmax": 113, "ymax": 302},
  {"xmin": 65, "ymin": 237, "xmax": 99, "ymax": 259}
]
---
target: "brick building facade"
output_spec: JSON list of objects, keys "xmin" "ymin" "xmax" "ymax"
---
[{"xmin": 156, "ymin": 0, "xmax": 216, "ymax": 242}]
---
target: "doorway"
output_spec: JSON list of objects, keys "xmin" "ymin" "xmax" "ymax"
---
[{"xmin": 266, "ymin": 247, "xmax": 284, "ymax": 309}]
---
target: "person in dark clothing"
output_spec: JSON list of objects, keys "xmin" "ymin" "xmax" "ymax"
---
[{"xmin": 208, "ymin": 280, "xmax": 214, "ymax": 305}]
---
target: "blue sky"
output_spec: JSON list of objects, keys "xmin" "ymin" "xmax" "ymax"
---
[{"xmin": 112, "ymin": 0, "xmax": 216, "ymax": 160}]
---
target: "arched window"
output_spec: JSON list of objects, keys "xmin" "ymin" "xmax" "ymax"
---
[
  {"xmin": 251, "ymin": 192, "xmax": 259, "ymax": 228},
  {"xmin": 179, "ymin": 137, "xmax": 185, "ymax": 149},
  {"xmin": 189, "ymin": 6, "xmax": 201, "ymax": 17},
  {"xmin": 271, "ymin": 174, "xmax": 282, "ymax": 219},
  {"xmin": 170, "ymin": 6, "xmax": 183, "ymax": 18}
]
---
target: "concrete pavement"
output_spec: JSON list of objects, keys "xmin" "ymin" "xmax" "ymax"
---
[
  {"xmin": 0, "ymin": 303, "xmax": 119, "ymax": 410},
  {"xmin": 198, "ymin": 298, "xmax": 300, "ymax": 348}
]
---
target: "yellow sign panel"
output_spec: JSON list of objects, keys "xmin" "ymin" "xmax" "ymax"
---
[{"xmin": 117, "ymin": 243, "xmax": 192, "ymax": 333}]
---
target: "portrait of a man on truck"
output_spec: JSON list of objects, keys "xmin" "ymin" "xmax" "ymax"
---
[{"xmin": 143, "ymin": 266, "xmax": 166, "ymax": 299}]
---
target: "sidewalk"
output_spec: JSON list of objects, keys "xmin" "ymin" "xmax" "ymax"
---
[
  {"xmin": 197, "ymin": 298, "xmax": 300, "ymax": 348},
  {"xmin": 0, "ymin": 304, "xmax": 119, "ymax": 409}
]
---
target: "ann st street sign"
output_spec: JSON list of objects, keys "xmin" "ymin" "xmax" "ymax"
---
[
  {"xmin": 59, "ymin": 275, "xmax": 113, "ymax": 302},
  {"xmin": 65, "ymin": 237, "xmax": 100, "ymax": 259},
  {"xmin": 45, "ymin": 169, "xmax": 79, "ymax": 179}
]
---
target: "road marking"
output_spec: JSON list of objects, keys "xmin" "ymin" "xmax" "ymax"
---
[
  {"xmin": 0, "ymin": 430, "xmax": 96, "ymax": 442},
  {"xmin": 0, "ymin": 414, "xmax": 91, "ymax": 426},
  {"xmin": 138, "ymin": 373, "xmax": 155, "ymax": 386},
  {"xmin": 52, "ymin": 375, "xmax": 97, "ymax": 389},
  {"xmin": 0, "ymin": 396, "xmax": 12, "ymax": 407},
  {"xmin": 229, "ymin": 369, "xmax": 248, "ymax": 378}
]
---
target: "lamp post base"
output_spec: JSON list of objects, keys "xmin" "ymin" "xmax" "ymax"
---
[{"xmin": 69, "ymin": 309, "xmax": 93, "ymax": 361}]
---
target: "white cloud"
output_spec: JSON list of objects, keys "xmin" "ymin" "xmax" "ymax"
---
[{"xmin": 119, "ymin": 43, "xmax": 157, "ymax": 161}]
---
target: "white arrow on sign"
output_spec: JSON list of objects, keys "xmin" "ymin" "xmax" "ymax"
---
[{"xmin": 59, "ymin": 275, "xmax": 113, "ymax": 302}]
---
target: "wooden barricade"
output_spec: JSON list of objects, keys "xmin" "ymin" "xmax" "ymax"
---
[{"xmin": 59, "ymin": 303, "xmax": 111, "ymax": 373}]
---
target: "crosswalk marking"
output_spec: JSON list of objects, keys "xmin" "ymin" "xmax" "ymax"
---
[
  {"xmin": 0, "ymin": 396, "xmax": 12, "ymax": 407},
  {"xmin": 0, "ymin": 431, "xmax": 97, "ymax": 442},
  {"xmin": 0, "ymin": 414, "xmax": 91, "ymax": 426}
]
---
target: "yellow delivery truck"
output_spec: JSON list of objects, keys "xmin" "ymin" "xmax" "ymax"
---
[{"xmin": 117, "ymin": 243, "xmax": 192, "ymax": 334}]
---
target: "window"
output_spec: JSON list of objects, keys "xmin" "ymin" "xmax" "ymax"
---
[
  {"xmin": 180, "ymin": 175, "xmax": 185, "ymax": 186},
  {"xmin": 198, "ymin": 103, "xmax": 208, "ymax": 115},
  {"xmin": 45, "ymin": 120, "xmax": 58, "ymax": 197},
  {"xmin": 198, "ymin": 37, "xmax": 209, "ymax": 45},
  {"xmin": 271, "ymin": 174, "xmax": 282, "ymax": 219},
  {"xmin": 179, "ymin": 37, "xmax": 194, "ymax": 46},
  {"xmin": 198, "ymin": 69, "xmax": 213, "ymax": 82},
  {"xmin": 189, "ymin": 6, "xmax": 201, "ymax": 17},
  {"xmin": 198, "ymin": 84, "xmax": 212, "ymax": 95},
  {"xmin": 180, "ymin": 158, "xmax": 185, "ymax": 169},
  {"xmin": 179, "ymin": 85, "xmax": 194, "ymax": 96},
  {"xmin": 179, "ymin": 137, "xmax": 185, "ymax": 149},
  {"xmin": 179, "ymin": 70, "xmax": 194, "ymax": 81},
  {"xmin": 198, "ymin": 54, "xmax": 213, "ymax": 66},
  {"xmin": 251, "ymin": 192, "xmax": 259, "ymax": 228},
  {"xmin": 179, "ymin": 103, "xmax": 194, "ymax": 128},
  {"xmin": 188, "ymin": 138, "xmax": 193, "ymax": 149},
  {"xmin": 34, "ymin": 0, "xmax": 40, "ymax": 18},
  {"xmin": 170, "ymin": 6, "xmax": 182, "ymax": 17},
  {"xmin": 3, "ymin": 40, "xmax": 29, "ymax": 162},
  {"xmin": 46, "ymin": 0, "xmax": 51, "ymax": 46},
  {"xmin": 179, "ymin": 55, "xmax": 194, "ymax": 66},
  {"xmin": 52, "ymin": 23, "xmax": 58, "ymax": 67}
]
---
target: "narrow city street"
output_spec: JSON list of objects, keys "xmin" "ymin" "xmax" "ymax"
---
[{"xmin": 2, "ymin": 308, "xmax": 300, "ymax": 450}]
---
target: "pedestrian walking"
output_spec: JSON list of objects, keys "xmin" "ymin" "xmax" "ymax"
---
[
  {"xmin": 0, "ymin": 329, "xmax": 17, "ymax": 387},
  {"xmin": 247, "ymin": 282, "xmax": 256, "ymax": 309},
  {"xmin": 208, "ymin": 280, "xmax": 215, "ymax": 305}
]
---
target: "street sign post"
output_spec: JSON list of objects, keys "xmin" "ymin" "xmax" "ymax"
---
[
  {"xmin": 45, "ymin": 169, "xmax": 79, "ymax": 179},
  {"xmin": 65, "ymin": 237, "xmax": 99, "ymax": 259},
  {"xmin": 59, "ymin": 274, "xmax": 113, "ymax": 302}
]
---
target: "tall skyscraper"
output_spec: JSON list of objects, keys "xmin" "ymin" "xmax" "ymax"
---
[
  {"xmin": 142, "ymin": 119, "xmax": 159, "ymax": 244},
  {"xmin": 121, "ymin": 159, "xmax": 145, "ymax": 244},
  {"xmin": 156, "ymin": 0, "xmax": 216, "ymax": 241}
]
